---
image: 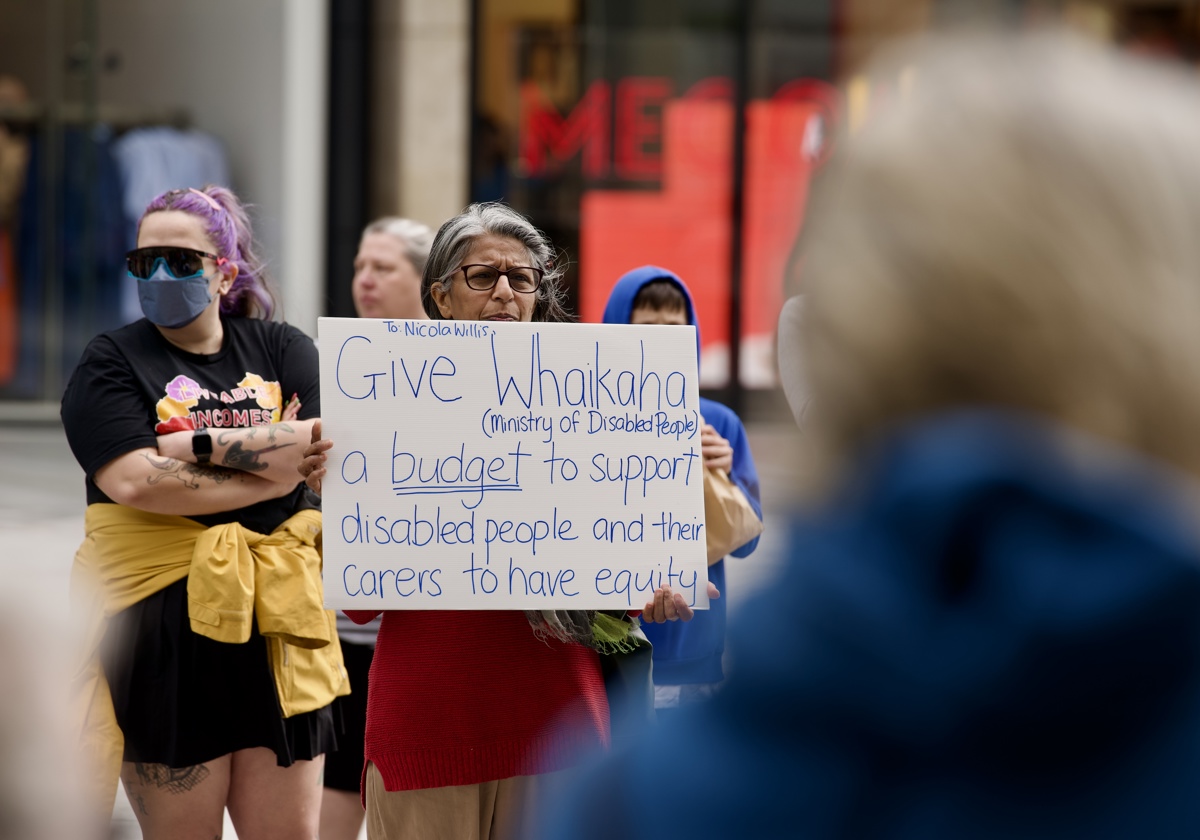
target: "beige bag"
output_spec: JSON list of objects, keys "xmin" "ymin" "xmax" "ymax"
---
[{"xmin": 703, "ymin": 467, "xmax": 763, "ymax": 565}]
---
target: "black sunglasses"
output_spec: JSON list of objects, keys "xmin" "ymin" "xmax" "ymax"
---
[
  {"xmin": 126, "ymin": 246, "xmax": 227, "ymax": 280},
  {"xmin": 457, "ymin": 264, "xmax": 544, "ymax": 294}
]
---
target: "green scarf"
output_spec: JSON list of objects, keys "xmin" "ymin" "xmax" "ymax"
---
[{"xmin": 524, "ymin": 609, "xmax": 640, "ymax": 653}]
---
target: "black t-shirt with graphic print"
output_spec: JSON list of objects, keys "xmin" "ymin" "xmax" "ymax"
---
[{"xmin": 61, "ymin": 316, "xmax": 321, "ymax": 535}]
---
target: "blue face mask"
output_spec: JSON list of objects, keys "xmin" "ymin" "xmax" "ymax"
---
[{"xmin": 134, "ymin": 258, "xmax": 217, "ymax": 329}]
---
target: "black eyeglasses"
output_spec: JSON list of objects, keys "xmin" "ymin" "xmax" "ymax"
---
[
  {"xmin": 457, "ymin": 264, "xmax": 543, "ymax": 294},
  {"xmin": 126, "ymin": 246, "xmax": 227, "ymax": 280}
]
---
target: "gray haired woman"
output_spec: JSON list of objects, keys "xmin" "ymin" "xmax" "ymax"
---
[
  {"xmin": 301, "ymin": 202, "xmax": 692, "ymax": 839},
  {"xmin": 422, "ymin": 202, "xmax": 571, "ymax": 324}
]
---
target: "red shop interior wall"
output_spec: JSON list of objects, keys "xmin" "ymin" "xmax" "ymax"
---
[{"xmin": 579, "ymin": 92, "xmax": 827, "ymax": 388}]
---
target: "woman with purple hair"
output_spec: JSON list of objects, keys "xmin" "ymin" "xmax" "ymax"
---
[{"xmin": 62, "ymin": 185, "xmax": 347, "ymax": 839}]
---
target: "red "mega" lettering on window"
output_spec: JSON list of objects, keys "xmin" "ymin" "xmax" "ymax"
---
[
  {"xmin": 614, "ymin": 77, "xmax": 672, "ymax": 180},
  {"xmin": 520, "ymin": 80, "xmax": 611, "ymax": 178},
  {"xmin": 520, "ymin": 77, "xmax": 676, "ymax": 180},
  {"xmin": 519, "ymin": 76, "xmax": 839, "ymax": 181}
]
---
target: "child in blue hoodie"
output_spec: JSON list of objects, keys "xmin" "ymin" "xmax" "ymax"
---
[{"xmin": 602, "ymin": 266, "xmax": 763, "ymax": 715}]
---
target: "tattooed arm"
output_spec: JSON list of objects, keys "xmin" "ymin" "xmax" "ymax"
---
[
  {"xmin": 155, "ymin": 419, "xmax": 318, "ymax": 485},
  {"xmin": 94, "ymin": 447, "xmax": 297, "ymax": 515}
]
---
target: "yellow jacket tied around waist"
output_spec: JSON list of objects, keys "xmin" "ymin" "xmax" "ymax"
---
[{"xmin": 72, "ymin": 504, "xmax": 347, "ymax": 807}]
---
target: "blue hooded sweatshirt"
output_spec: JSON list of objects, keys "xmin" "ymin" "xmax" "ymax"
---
[
  {"xmin": 602, "ymin": 265, "xmax": 762, "ymax": 684},
  {"xmin": 542, "ymin": 411, "xmax": 1200, "ymax": 839}
]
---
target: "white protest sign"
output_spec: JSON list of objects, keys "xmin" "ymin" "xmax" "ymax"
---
[{"xmin": 317, "ymin": 317, "xmax": 709, "ymax": 610}]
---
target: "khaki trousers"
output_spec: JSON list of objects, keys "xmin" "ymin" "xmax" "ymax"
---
[{"xmin": 365, "ymin": 762, "xmax": 564, "ymax": 840}]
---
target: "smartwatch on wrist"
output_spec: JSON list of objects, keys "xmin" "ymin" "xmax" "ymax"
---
[{"xmin": 192, "ymin": 427, "xmax": 213, "ymax": 465}]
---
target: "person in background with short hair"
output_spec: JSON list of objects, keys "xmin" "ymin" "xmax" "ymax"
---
[
  {"xmin": 62, "ymin": 185, "xmax": 344, "ymax": 840},
  {"xmin": 349, "ymin": 217, "xmax": 436, "ymax": 322},
  {"xmin": 601, "ymin": 267, "xmax": 761, "ymax": 717},
  {"xmin": 322, "ymin": 215, "xmax": 435, "ymax": 840}
]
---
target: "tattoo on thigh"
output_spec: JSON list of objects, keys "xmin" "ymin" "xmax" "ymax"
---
[
  {"xmin": 134, "ymin": 762, "xmax": 211, "ymax": 794},
  {"xmin": 120, "ymin": 777, "xmax": 150, "ymax": 816}
]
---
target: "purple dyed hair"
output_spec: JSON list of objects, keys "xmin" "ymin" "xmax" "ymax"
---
[{"xmin": 138, "ymin": 185, "xmax": 278, "ymax": 320}]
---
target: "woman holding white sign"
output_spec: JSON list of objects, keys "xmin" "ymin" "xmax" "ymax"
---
[{"xmin": 301, "ymin": 202, "xmax": 706, "ymax": 839}]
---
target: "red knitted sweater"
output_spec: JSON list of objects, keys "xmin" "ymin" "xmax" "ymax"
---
[{"xmin": 347, "ymin": 608, "xmax": 611, "ymax": 791}]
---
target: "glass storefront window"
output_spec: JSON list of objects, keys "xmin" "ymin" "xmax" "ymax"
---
[
  {"xmin": 472, "ymin": 0, "xmax": 1200, "ymax": 403},
  {"xmin": 473, "ymin": 0, "xmax": 864, "ymax": 394},
  {"xmin": 1, "ymin": 0, "xmax": 149, "ymax": 406}
]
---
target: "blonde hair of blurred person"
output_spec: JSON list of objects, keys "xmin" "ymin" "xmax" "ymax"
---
[
  {"xmin": 540, "ymin": 33, "xmax": 1200, "ymax": 840},
  {"xmin": 351, "ymin": 217, "xmax": 435, "ymax": 320},
  {"xmin": 797, "ymin": 31, "xmax": 1200, "ymax": 495}
]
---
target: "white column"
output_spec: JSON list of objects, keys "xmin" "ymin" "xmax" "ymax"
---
[
  {"xmin": 398, "ymin": 0, "xmax": 471, "ymax": 227},
  {"xmin": 280, "ymin": 0, "xmax": 330, "ymax": 334}
]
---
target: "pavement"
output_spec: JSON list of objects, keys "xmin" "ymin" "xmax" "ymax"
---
[{"xmin": 0, "ymin": 419, "xmax": 801, "ymax": 838}]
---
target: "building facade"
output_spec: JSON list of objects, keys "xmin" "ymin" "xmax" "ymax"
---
[{"xmin": 1, "ymin": 0, "xmax": 1196, "ymax": 415}]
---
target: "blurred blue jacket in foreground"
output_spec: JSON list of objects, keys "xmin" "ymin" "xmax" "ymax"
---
[{"xmin": 543, "ymin": 411, "xmax": 1200, "ymax": 839}]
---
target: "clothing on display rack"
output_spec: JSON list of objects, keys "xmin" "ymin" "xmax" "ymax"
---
[
  {"xmin": 0, "ymin": 113, "xmax": 230, "ymax": 400},
  {"xmin": 0, "ymin": 230, "xmax": 16, "ymax": 385},
  {"xmin": 0, "ymin": 90, "xmax": 30, "ymax": 389},
  {"xmin": 10, "ymin": 126, "xmax": 126, "ymax": 398}
]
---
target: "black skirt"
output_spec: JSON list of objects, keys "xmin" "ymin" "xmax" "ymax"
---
[
  {"xmin": 102, "ymin": 577, "xmax": 340, "ymax": 768},
  {"xmin": 323, "ymin": 638, "xmax": 374, "ymax": 792}
]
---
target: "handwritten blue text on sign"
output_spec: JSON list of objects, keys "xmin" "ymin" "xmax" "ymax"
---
[{"xmin": 318, "ymin": 318, "xmax": 709, "ymax": 610}]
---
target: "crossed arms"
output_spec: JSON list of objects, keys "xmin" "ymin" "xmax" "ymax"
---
[{"xmin": 94, "ymin": 418, "xmax": 317, "ymax": 516}]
